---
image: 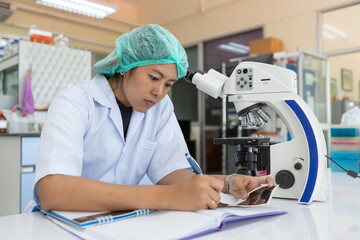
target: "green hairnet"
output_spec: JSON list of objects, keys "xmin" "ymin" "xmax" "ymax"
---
[{"xmin": 93, "ymin": 24, "xmax": 188, "ymax": 80}]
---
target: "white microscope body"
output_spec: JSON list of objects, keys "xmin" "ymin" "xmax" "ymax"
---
[{"xmin": 188, "ymin": 62, "xmax": 328, "ymax": 204}]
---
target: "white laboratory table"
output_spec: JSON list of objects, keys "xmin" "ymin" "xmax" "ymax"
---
[{"xmin": 0, "ymin": 171, "xmax": 359, "ymax": 240}]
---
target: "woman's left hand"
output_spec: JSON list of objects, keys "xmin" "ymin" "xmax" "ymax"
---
[{"xmin": 228, "ymin": 174, "xmax": 276, "ymax": 200}]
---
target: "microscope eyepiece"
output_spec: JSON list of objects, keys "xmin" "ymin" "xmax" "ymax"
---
[{"xmin": 184, "ymin": 69, "xmax": 204, "ymax": 83}]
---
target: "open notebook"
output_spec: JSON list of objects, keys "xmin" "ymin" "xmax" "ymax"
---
[
  {"xmin": 41, "ymin": 206, "xmax": 286, "ymax": 240},
  {"xmin": 32, "ymin": 206, "xmax": 152, "ymax": 228}
]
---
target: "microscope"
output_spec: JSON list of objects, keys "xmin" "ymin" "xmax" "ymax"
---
[{"xmin": 184, "ymin": 62, "xmax": 328, "ymax": 204}]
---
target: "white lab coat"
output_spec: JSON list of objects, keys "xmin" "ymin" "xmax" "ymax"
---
[{"xmin": 25, "ymin": 74, "xmax": 191, "ymax": 212}]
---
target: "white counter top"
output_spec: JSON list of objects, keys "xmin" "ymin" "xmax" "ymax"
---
[{"xmin": 0, "ymin": 171, "xmax": 359, "ymax": 240}]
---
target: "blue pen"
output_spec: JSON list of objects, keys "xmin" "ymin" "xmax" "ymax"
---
[{"xmin": 185, "ymin": 153, "xmax": 203, "ymax": 175}]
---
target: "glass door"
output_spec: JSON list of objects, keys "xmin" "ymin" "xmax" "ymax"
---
[{"xmin": 297, "ymin": 49, "xmax": 330, "ymax": 124}]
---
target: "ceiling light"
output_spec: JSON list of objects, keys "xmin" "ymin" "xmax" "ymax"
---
[
  {"xmin": 36, "ymin": 0, "xmax": 117, "ymax": 19},
  {"xmin": 228, "ymin": 42, "xmax": 250, "ymax": 52},
  {"xmin": 323, "ymin": 24, "xmax": 347, "ymax": 38},
  {"xmin": 218, "ymin": 42, "xmax": 249, "ymax": 55},
  {"xmin": 323, "ymin": 31, "xmax": 335, "ymax": 40}
]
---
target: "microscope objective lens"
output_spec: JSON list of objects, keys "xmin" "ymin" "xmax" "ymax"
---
[
  {"xmin": 247, "ymin": 112, "xmax": 259, "ymax": 126},
  {"xmin": 255, "ymin": 112, "xmax": 265, "ymax": 126},
  {"xmin": 240, "ymin": 115, "xmax": 248, "ymax": 127},
  {"xmin": 253, "ymin": 112, "xmax": 264, "ymax": 127},
  {"xmin": 256, "ymin": 108, "xmax": 271, "ymax": 122},
  {"xmin": 246, "ymin": 114, "xmax": 254, "ymax": 126}
]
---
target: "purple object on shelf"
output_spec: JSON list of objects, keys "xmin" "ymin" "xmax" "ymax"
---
[{"xmin": 22, "ymin": 67, "xmax": 34, "ymax": 115}]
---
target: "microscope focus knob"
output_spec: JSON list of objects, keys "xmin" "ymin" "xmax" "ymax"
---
[{"xmin": 275, "ymin": 170, "xmax": 295, "ymax": 189}]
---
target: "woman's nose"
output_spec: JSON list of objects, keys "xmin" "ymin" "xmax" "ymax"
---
[{"xmin": 152, "ymin": 83, "xmax": 165, "ymax": 96}]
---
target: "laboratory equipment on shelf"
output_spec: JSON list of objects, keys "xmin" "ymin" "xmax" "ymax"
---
[{"xmin": 184, "ymin": 62, "xmax": 328, "ymax": 204}]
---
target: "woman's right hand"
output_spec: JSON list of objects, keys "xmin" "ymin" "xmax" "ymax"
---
[{"xmin": 166, "ymin": 174, "xmax": 223, "ymax": 211}]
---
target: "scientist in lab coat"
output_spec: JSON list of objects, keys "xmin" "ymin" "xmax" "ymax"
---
[{"xmin": 26, "ymin": 24, "xmax": 275, "ymax": 212}]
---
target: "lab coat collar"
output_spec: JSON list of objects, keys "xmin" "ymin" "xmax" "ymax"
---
[
  {"xmin": 90, "ymin": 75, "xmax": 124, "ymax": 140},
  {"xmin": 90, "ymin": 75, "xmax": 144, "ymax": 142},
  {"xmin": 90, "ymin": 75, "xmax": 114, "ymax": 108}
]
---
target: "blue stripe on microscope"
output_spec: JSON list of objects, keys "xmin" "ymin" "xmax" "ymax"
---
[{"xmin": 285, "ymin": 100, "xmax": 318, "ymax": 203}]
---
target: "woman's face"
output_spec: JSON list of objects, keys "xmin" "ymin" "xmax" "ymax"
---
[{"xmin": 117, "ymin": 64, "xmax": 177, "ymax": 112}]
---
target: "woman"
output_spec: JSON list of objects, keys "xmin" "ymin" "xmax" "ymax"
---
[{"xmin": 26, "ymin": 24, "xmax": 275, "ymax": 212}]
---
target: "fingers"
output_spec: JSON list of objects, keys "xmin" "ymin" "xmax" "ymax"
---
[
  {"xmin": 229, "ymin": 175, "xmax": 249, "ymax": 200},
  {"xmin": 265, "ymin": 176, "xmax": 276, "ymax": 187},
  {"xmin": 208, "ymin": 177, "xmax": 224, "ymax": 193},
  {"xmin": 228, "ymin": 175, "xmax": 277, "ymax": 200},
  {"xmin": 233, "ymin": 185, "xmax": 248, "ymax": 200},
  {"xmin": 191, "ymin": 175, "xmax": 223, "ymax": 210},
  {"xmin": 207, "ymin": 190, "xmax": 220, "ymax": 209},
  {"xmin": 207, "ymin": 199, "xmax": 217, "ymax": 209},
  {"xmin": 170, "ymin": 174, "xmax": 225, "ymax": 211},
  {"xmin": 257, "ymin": 176, "xmax": 276, "ymax": 188},
  {"xmin": 206, "ymin": 176, "xmax": 222, "ymax": 209},
  {"xmin": 207, "ymin": 185, "xmax": 221, "ymax": 209}
]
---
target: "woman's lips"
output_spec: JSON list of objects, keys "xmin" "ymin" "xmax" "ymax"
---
[{"xmin": 145, "ymin": 100, "xmax": 155, "ymax": 107}]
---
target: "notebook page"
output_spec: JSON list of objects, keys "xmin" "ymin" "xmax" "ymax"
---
[
  {"xmin": 219, "ymin": 192, "xmax": 239, "ymax": 205},
  {"xmin": 196, "ymin": 206, "xmax": 282, "ymax": 223},
  {"xmin": 196, "ymin": 208, "xmax": 229, "ymax": 219},
  {"xmin": 85, "ymin": 210, "xmax": 219, "ymax": 240},
  {"xmin": 216, "ymin": 206, "xmax": 282, "ymax": 221}
]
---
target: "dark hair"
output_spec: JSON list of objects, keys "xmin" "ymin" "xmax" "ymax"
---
[
  {"xmin": 108, "ymin": 67, "xmax": 137, "ymax": 92},
  {"xmin": 112, "ymin": 67, "xmax": 137, "ymax": 83}
]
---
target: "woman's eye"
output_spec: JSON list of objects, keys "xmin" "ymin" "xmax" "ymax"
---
[
  {"xmin": 149, "ymin": 75, "xmax": 158, "ymax": 81},
  {"xmin": 165, "ymin": 83, "xmax": 173, "ymax": 88}
]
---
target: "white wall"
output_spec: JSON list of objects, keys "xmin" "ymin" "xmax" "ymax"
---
[{"xmin": 138, "ymin": 0, "xmax": 356, "ymax": 53}]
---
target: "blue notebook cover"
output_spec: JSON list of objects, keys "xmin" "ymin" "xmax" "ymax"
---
[{"xmin": 32, "ymin": 205, "xmax": 152, "ymax": 228}]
